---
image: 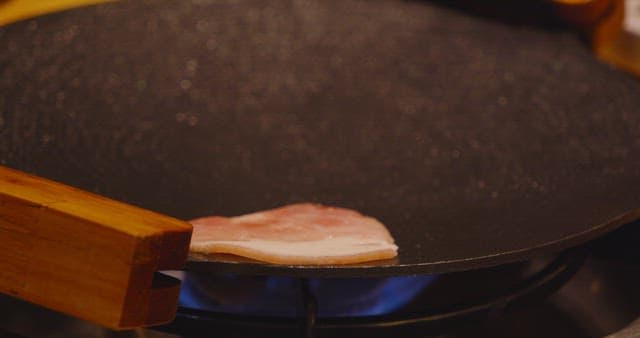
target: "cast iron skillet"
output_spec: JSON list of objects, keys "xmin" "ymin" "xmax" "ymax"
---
[{"xmin": 1, "ymin": 0, "xmax": 640, "ymax": 277}]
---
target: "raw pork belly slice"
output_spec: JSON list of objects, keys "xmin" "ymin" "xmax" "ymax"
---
[{"xmin": 189, "ymin": 203, "xmax": 398, "ymax": 265}]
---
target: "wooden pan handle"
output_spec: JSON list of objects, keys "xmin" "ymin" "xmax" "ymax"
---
[{"xmin": 0, "ymin": 165, "xmax": 192, "ymax": 329}]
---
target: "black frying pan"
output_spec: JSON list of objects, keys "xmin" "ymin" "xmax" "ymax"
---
[{"xmin": 1, "ymin": 0, "xmax": 640, "ymax": 277}]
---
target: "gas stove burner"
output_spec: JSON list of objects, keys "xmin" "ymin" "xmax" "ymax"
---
[
  {"xmin": 177, "ymin": 272, "xmax": 436, "ymax": 317},
  {"xmin": 158, "ymin": 249, "xmax": 585, "ymax": 337}
]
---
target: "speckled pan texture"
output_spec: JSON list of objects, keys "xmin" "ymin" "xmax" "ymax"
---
[{"xmin": 1, "ymin": 0, "xmax": 640, "ymax": 277}]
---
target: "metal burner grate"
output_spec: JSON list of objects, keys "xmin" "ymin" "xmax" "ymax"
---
[{"xmin": 159, "ymin": 249, "xmax": 585, "ymax": 337}]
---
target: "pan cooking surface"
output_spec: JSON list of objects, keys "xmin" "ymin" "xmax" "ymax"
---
[{"xmin": 1, "ymin": 0, "xmax": 640, "ymax": 276}]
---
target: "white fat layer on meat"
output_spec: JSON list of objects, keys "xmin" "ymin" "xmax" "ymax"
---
[{"xmin": 191, "ymin": 237, "xmax": 398, "ymax": 257}]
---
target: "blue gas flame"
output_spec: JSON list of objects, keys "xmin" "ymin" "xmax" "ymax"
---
[{"xmin": 176, "ymin": 272, "xmax": 436, "ymax": 317}]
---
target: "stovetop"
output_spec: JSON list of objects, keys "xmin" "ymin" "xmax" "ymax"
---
[{"xmin": 1, "ymin": 250, "xmax": 639, "ymax": 338}]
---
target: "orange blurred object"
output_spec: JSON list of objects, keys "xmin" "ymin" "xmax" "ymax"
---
[
  {"xmin": 553, "ymin": 0, "xmax": 640, "ymax": 76},
  {"xmin": 0, "ymin": 0, "xmax": 115, "ymax": 26},
  {"xmin": 553, "ymin": 0, "xmax": 615, "ymax": 25}
]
